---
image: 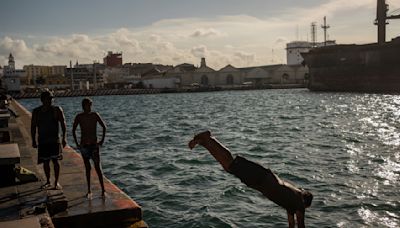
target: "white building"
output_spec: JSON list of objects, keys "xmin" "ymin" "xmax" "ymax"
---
[
  {"xmin": 177, "ymin": 58, "xmax": 308, "ymax": 88},
  {"xmin": 286, "ymin": 40, "xmax": 336, "ymax": 65}
]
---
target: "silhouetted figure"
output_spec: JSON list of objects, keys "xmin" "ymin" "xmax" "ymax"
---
[
  {"xmin": 31, "ymin": 91, "xmax": 67, "ymax": 189},
  {"xmin": 189, "ymin": 131, "xmax": 313, "ymax": 228},
  {"xmin": 72, "ymin": 98, "xmax": 107, "ymax": 198}
]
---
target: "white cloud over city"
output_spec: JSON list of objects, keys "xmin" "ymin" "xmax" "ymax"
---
[{"xmin": 0, "ymin": 0, "xmax": 397, "ymax": 69}]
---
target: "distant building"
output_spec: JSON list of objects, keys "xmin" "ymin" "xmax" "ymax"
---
[
  {"xmin": 240, "ymin": 64, "xmax": 307, "ymax": 86},
  {"xmin": 130, "ymin": 63, "xmax": 156, "ymax": 75},
  {"xmin": 286, "ymin": 40, "xmax": 336, "ymax": 65},
  {"xmin": 2, "ymin": 53, "xmax": 23, "ymax": 93},
  {"xmin": 23, "ymin": 65, "xmax": 50, "ymax": 85},
  {"xmin": 103, "ymin": 67, "xmax": 130, "ymax": 84},
  {"xmin": 161, "ymin": 63, "xmax": 196, "ymax": 89},
  {"xmin": 103, "ymin": 51, "xmax": 122, "ymax": 67},
  {"xmin": 3, "ymin": 53, "xmax": 16, "ymax": 76},
  {"xmin": 50, "ymin": 65, "xmax": 66, "ymax": 76},
  {"xmin": 142, "ymin": 57, "xmax": 308, "ymax": 89},
  {"xmin": 190, "ymin": 57, "xmax": 217, "ymax": 87},
  {"xmin": 65, "ymin": 63, "xmax": 105, "ymax": 90},
  {"xmin": 217, "ymin": 64, "xmax": 242, "ymax": 88},
  {"xmin": 23, "ymin": 65, "xmax": 66, "ymax": 86},
  {"xmin": 174, "ymin": 63, "xmax": 196, "ymax": 72}
]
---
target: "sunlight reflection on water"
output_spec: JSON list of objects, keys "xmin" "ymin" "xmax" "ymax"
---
[{"xmin": 19, "ymin": 90, "xmax": 400, "ymax": 227}]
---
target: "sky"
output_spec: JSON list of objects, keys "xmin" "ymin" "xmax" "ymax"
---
[{"xmin": 0, "ymin": 0, "xmax": 399, "ymax": 69}]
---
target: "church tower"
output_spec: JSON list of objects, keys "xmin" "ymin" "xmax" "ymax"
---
[
  {"xmin": 200, "ymin": 57, "xmax": 206, "ymax": 68},
  {"xmin": 8, "ymin": 53, "xmax": 15, "ymax": 71}
]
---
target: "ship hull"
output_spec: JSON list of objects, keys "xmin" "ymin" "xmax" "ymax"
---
[{"xmin": 302, "ymin": 37, "xmax": 400, "ymax": 93}]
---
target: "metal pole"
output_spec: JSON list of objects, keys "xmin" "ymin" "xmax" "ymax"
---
[
  {"xmin": 311, "ymin": 22, "xmax": 317, "ymax": 47},
  {"xmin": 70, "ymin": 60, "xmax": 74, "ymax": 91},
  {"xmin": 93, "ymin": 62, "xmax": 97, "ymax": 90},
  {"xmin": 321, "ymin": 16, "xmax": 330, "ymax": 46},
  {"xmin": 376, "ymin": 0, "xmax": 387, "ymax": 44}
]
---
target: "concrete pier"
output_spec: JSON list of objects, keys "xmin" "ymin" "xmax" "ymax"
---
[
  {"xmin": 0, "ymin": 100, "xmax": 147, "ymax": 227},
  {"xmin": 11, "ymin": 84, "xmax": 306, "ymax": 99}
]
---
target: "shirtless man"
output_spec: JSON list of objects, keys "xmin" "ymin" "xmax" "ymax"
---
[
  {"xmin": 31, "ymin": 91, "xmax": 67, "ymax": 189},
  {"xmin": 72, "ymin": 98, "xmax": 107, "ymax": 198},
  {"xmin": 189, "ymin": 131, "xmax": 313, "ymax": 228}
]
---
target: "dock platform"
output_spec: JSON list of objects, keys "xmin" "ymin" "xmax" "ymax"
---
[{"xmin": 0, "ymin": 100, "xmax": 147, "ymax": 228}]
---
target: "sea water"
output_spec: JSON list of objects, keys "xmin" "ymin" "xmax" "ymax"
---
[{"xmin": 19, "ymin": 89, "xmax": 400, "ymax": 227}]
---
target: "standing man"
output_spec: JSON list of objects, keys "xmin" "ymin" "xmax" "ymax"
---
[
  {"xmin": 31, "ymin": 91, "xmax": 67, "ymax": 189},
  {"xmin": 189, "ymin": 131, "xmax": 313, "ymax": 228},
  {"xmin": 72, "ymin": 98, "xmax": 107, "ymax": 198}
]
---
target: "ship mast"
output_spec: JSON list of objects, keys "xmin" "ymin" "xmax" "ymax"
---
[
  {"xmin": 321, "ymin": 16, "xmax": 330, "ymax": 46},
  {"xmin": 375, "ymin": 0, "xmax": 400, "ymax": 44}
]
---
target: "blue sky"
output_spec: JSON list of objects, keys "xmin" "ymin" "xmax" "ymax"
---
[
  {"xmin": 1, "ymin": 0, "xmax": 399, "ymax": 68},
  {"xmin": 0, "ymin": 0, "xmax": 321, "ymax": 35}
]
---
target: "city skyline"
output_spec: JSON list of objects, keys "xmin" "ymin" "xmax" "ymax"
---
[{"xmin": 1, "ymin": 0, "xmax": 399, "ymax": 69}]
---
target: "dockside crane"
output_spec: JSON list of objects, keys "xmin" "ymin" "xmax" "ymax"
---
[{"xmin": 375, "ymin": 0, "xmax": 400, "ymax": 44}]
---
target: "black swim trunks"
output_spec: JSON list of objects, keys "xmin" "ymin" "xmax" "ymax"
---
[
  {"xmin": 79, "ymin": 144, "xmax": 99, "ymax": 160},
  {"xmin": 228, "ymin": 156, "xmax": 305, "ymax": 213},
  {"xmin": 228, "ymin": 156, "xmax": 277, "ymax": 191},
  {"xmin": 38, "ymin": 143, "xmax": 62, "ymax": 164}
]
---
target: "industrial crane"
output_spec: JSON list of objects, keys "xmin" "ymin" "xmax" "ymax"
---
[{"xmin": 375, "ymin": 0, "xmax": 400, "ymax": 44}]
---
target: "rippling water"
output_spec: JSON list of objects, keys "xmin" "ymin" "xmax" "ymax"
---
[{"xmin": 19, "ymin": 89, "xmax": 400, "ymax": 227}]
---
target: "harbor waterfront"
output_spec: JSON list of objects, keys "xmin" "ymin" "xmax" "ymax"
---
[
  {"xmin": 2, "ymin": 100, "xmax": 146, "ymax": 227},
  {"xmin": 19, "ymin": 89, "xmax": 400, "ymax": 227}
]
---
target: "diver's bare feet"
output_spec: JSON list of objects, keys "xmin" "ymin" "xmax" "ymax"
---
[{"xmin": 189, "ymin": 131, "xmax": 211, "ymax": 149}]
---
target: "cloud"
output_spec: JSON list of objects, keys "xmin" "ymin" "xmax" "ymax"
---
[
  {"xmin": 190, "ymin": 45, "xmax": 208, "ymax": 58},
  {"xmin": 109, "ymin": 28, "xmax": 140, "ymax": 50},
  {"xmin": 0, "ymin": 36, "xmax": 30, "ymax": 56},
  {"xmin": 285, "ymin": 0, "xmax": 375, "ymax": 23},
  {"xmin": 233, "ymin": 51, "xmax": 256, "ymax": 64},
  {"xmin": 390, "ymin": 1, "xmax": 400, "ymax": 9},
  {"xmin": 149, "ymin": 34, "xmax": 161, "ymax": 42},
  {"xmin": 275, "ymin": 37, "xmax": 289, "ymax": 45},
  {"xmin": 0, "ymin": 36, "xmax": 33, "ymax": 66},
  {"xmin": 190, "ymin": 28, "xmax": 224, "ymax": 38},
  {"xmin": 0, "ymin": 0, "xmax": 386, "ymax": 68},
  {"xmin": 33, "ymin": 34, "xmax": 103, "ymax": 65}
]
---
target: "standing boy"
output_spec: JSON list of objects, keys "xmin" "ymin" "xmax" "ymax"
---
[
  {"xmin": 72, "ymin": 98, "xmax": 107, "ymax": 198},
  {"xmin": 31, "ymin": 91, "xmax": 67, "ymax": 189}
]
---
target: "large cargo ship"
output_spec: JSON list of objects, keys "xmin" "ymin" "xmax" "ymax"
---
[{"xmin": 302, "ymin": 0, "xmax": 400, "ymax": 93}]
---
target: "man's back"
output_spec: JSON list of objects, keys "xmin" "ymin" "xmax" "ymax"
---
[
  {"xmin": 230, "ymin": 156, "xmax": 305, "ymax": 213},
  {"xmin": 268, "ymin": 179, "xmax": 305, "ymax": 214},
  {"xmin": 33, "ymin": 105, "xmax": 60, "ymax": 144}
]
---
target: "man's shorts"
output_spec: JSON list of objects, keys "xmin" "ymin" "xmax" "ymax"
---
[
  {"xmin": 38, "ymin": 143, "xmax": 62, "ymax": 164},
  {"xmin": 229, "ymin": 156, "xmax": 305, "ymax": 213},
  {"xmin": 228, "ymin": 156, "xmax": 277, "ymax": 192},
  {"xmin": 79, "ymin": 144, "xmax": 98, "ymax": 160}
]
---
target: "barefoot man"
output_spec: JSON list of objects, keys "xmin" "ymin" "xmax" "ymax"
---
[
  {"xmin": 189, "ymin": 131, "xmax": 313, "ymax": 228},
  {"xmin": 31, "ymin": 91, "xmax": 67, "ymax": 189},
  {"xmin": 72, "ymin": 98, "xmax": 107, "ymax": 198}
]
